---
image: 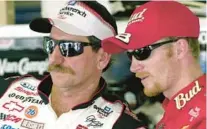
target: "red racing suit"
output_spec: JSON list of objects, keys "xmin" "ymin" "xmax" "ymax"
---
[{"xmin": 156, "ymin": 74, "xmax": 206, "ymax": 129}]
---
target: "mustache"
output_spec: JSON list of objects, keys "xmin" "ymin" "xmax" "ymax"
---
[
  {"xmin": 135, "ymin": 72, "xmax": 150, "ymax": 78},
  {"xmin": 47, "ymin": 64, "xmax": 75, "ymax": 75}
]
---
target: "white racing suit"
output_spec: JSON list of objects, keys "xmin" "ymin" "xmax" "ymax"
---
[{"xmin": 0, "ymin": 75, "xmax": 146, "ymax": 129}]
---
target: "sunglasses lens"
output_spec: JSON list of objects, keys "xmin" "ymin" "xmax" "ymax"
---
[
  {"xmin": 127, "ymin": 47, "xmax": 152, "ymax": 61},
  {"xmin": 43, "ymin": 37, "xmax": 91, "ymax": 57},
  {"xmin": 59, "ymin": 42, "xmax": 83, "ymax": 57},
  {"xmin": 43, "ymin": 37, "xmax": 55, "ymax": 54}
]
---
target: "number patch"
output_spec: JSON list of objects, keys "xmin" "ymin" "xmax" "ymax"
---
[{"xmin": 115, "ymin": 33, "xmax": 131, "ymax": 44}]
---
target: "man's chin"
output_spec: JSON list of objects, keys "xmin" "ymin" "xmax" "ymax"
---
[{"xmin": 144, "ymin": 88, "xmax": 161, "ymax": 97}]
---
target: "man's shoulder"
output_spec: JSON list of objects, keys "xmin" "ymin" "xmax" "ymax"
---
[
  {"xmin": 98, "ymin": 94, "xmax": 147, "ymax": 129},
  {"xmin": 4, "ymin": 74, "xmax": 43, "ymax": 85},
  {"xmin": 113, "ymin": 106, "xmax": 147, "ymax": 129},
  {"xmin": 0, "ymin": 74, "xmax": 46, "ymax": 97}
]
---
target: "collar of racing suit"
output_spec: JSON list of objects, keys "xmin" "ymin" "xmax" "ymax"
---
[{"xmin": 37, "ymin": 74, "xmax": 108, "ymax": 110}]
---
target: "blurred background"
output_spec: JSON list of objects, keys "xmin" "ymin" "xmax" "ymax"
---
[{"xmin": 0, "ymin": 1, "xmax": 206, "ymax": 128}]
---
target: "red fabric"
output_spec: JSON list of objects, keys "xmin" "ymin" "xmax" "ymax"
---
[{"xmin": 156, "ymin": 74, "xmax": 206, "ymax": 129}]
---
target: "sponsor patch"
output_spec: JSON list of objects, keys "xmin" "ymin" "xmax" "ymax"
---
[
  {"xmin": 58, "ymin": 4, "xmax": 87, "ymax": 18},
  {"xmin": 174, "ymin": 81, "xmax": 202, "ymax": 109},
  {"xmin": 93, "ymin": 105, "xmax": 113, "ymax": 118},
  {"xmin": 0, "ymin": 124, "xmax": 19, "ymax": 129},
  {"xmin": 21, "ymin": 119, "xmax": 44, "ymax": 129},
  {"xmin": 20, "ymin": 82, "xmax": 36, "ymax": 91},
  {"xmin": 2, "ymin": 101, "xmax": 24, "ymax": 112},
  {"xmin": 0, "ymin": 113, "xmax": 22, "ymax": 123},
  {"xmin": 15, "ymin": 87, "xmax": 38, "ymax": 96},
  {"xmin": 85, "ymin": 115, "xmax": 103, "ymax": 128},
  {"xmin": 8, "ymin": 93, "xmax": 44, "ymax": 105},
  {"xmin": 25, "ymin": 105, "xmax": 38, "ymax": 119}
]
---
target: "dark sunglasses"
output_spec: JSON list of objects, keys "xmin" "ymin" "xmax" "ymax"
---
[
  {"xmin": 127, "ymin": 40, "xmax": 175, "ymax": 61},
  {"xmin": 43, "ymin": 36, "xmax": 92, "ymax": 57}
]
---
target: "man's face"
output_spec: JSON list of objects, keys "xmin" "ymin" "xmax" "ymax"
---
[
  {"xmin": 47, "ymin": 27, "xmax": 101, "ymax": 89},
  {"xmin": 129, "ymin": 40, "xmax": 178, "ymax": 97}
]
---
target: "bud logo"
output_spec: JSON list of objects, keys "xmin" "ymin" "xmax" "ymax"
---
[
  {"xmin": 2, "ymin": 101, "xmax": 24, "ymax": 112},
  {"xmin": 0, "ymin": 57, "xmax": 48, "ymax": 76},
  {"xmin": 128, "ymin": 8, "xmax": 147, "ymax": 25},
  {"xmin": 174, "ymin": 81, "xmax": 202, "ymax": 110}
]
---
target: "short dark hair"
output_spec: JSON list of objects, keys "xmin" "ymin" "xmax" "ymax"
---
[{"xmin": 88, "ymin": 36, "xmax": 112, "ymax": 72}]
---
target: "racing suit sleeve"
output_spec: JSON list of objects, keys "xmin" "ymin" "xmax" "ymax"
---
[{"xmin": 113, "ymin": 110, "xmax": 147, "ymax": 129}]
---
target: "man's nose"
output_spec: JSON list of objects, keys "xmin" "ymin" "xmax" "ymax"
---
[
  {"xmin": 49, "ymin": 46, "xmax": 64, "ymax": 65},
  {"xmin": 130, "ymin": 56, "xmax": 144, "ymax": 73}
]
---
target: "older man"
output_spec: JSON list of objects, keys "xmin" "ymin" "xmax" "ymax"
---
[{"xmin": 0, "ymin": 1, "xmax": 146, "ymax": 129}]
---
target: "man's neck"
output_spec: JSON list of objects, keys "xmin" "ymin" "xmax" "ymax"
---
[
  {"xmin": 164, "ymin": 62, "xmax": 203, "ymax": 99},
  {"xmin": 50, "ymin": 78, "xmax": 100, "ymax": 117}
]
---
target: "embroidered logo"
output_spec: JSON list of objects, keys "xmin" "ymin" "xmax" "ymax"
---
[
  {"xmin": 128, "ymin": 8, "xmax": 147, "ymax": 25},
  {"xmin": 2, "ymin": 101, "xmax": 24, "ymax": 112},
  {"xmin": 21, "ymin": 119, "xmax": 44, "ymax": 129},
  {"xmin": 25, "ymin": 105, "xmax": 38, "ymax": 119},
  {"xmin": 94, "ymin": 105, "xmax": 113, "ymax": 118},
  {"xmin": 174, "ymin": 81, "xmax": 202, "ymax": 109},
  {"xmin": 1, "ymin": 124, "xmax": 19, "ymax": 129},
  {"xmin": 8, "ymin": 93, "xmax": 44, "ymax": 105},
  {"xmin": 58, "ymin": 4, "xmax": 87, "ymax": 19},
  {"xmin": 20, "ymin": 82, "xmax": 36, "ymax": 91},
  {"xmin": 188, "ymin": 107, "xmax": 200, "ymax": 122},
  {"xmin": 85, "ymin": 115, "xmax": 103, "ymax": 127},
  {"xmin": 115, "ymin": 33, "xmax": 131, "ymax": 44},
  {"xmin": 1, "ymin": 113, "xmax": 22, "ymax": 123},
  {"xmin": 15, "ymin": 87, "xmax": 38, "ymax": 96}
]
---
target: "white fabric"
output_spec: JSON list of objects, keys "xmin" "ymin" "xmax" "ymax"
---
[
  {"xmin": 49, "ymin": 2, "xmax": 115, "ymax": 40},
  {"xmin": 0, "ymin": 77, "xmax": 124, "ymax": 129}
]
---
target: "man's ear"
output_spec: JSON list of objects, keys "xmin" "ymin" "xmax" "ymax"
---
[
  {"xmin": 96, "ymin": 48, "xmax": 111, "ymax": 70},
  {"xmin": 174, "ymin": 39, "xmax": 189, "ymax": 59}
]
